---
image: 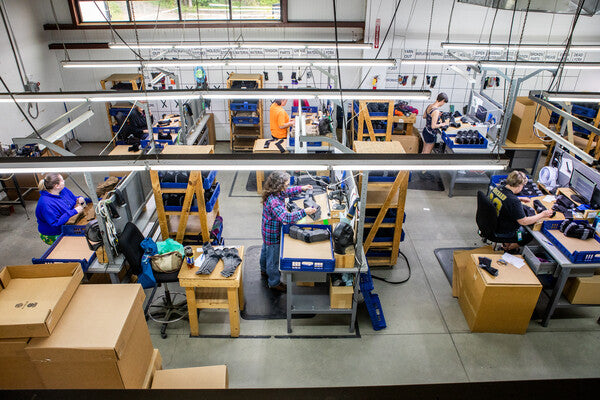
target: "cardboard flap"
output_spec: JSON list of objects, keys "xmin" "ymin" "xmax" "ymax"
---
[
  {"xmin": 27, "ymin": 347, "xmax": 118, "ymax": 363},
  {"xmin": 0, "ymin": 337, "xmax": 30, "ymax": 358},
  {"xmin": 152, "ymin": 365, "xmax": 228, "ymax": 389},
  {"xmin": 4, "ymin": 263, "xmax": 80, "ymax": 279}
]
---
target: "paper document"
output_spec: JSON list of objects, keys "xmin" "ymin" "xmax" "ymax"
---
[
  {"xmin": 543, "ymin": 195, "xmax": 556, "ymax": 203},
  {"xmin": 194, "ymin": 253, "xmax": 205, "ymax": 267},
  {"xmin": 501, "ymin": 253, "xmax": 525, "ymax": 269}
]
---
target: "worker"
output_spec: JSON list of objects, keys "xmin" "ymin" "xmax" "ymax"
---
[
  {"xmin": 129, "ymin": 101, "xmax": 153, "ymax": 131},
  {"xmin": 260, "ymin": 171, "xmax": 316, "ymax": 292},
  {"xmin": 488, "ymin": 170, "xmax": 553, "ymax": 251},
  {"xmin": 269, "ymin": 99, "xmax": 295, "ymax": 139},
  {"xmin": 35, "ymin": 173, "xmax": 85, "ymax": 245},
  {"xmin": 422, "ymin": 92, "xmax": 450, "ymax": 154},
  {"xmin": 118, "ymin": 118, "xmax": 147, "ymax": 142}
]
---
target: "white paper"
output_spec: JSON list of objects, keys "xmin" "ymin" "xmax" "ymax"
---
[
  {"xmin": 194, "ymin": 253, "xmax": 205, "ymax": 267},
  {"xmin": 543, "ymin": 195, "xmax": 556, "ymax": 203},
  {"xmin": 501, "ymin": 253, "xmax": 525, "ymax": 269}
]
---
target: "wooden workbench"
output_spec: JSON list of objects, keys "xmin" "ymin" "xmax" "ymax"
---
[{"xmin": 178, "ymin": 245, "xmax": 244, "ymax": 337}]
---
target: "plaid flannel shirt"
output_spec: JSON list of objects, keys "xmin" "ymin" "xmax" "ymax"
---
[{"xmin": 261, "ymin": 186, "xmax": 306, "ymax": 245}]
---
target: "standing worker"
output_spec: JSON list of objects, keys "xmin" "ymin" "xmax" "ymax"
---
[
  {"xmin": 35, "ymin": 173, "xmax": 85, "ymax": 245},
  {"xmin": 488, "ymin": 170, "xmax": 553, "ymax": 251},
  {"xmin": 260, "ymin": 171, "xmax": 316, "ymax": 292},
  {"xmin": 422, "ymin": 93, "xmax": 450, "ymax": 154},
  {"xmin": 269, "ymin": 99, "xmax": 295, "ymax": 139}
]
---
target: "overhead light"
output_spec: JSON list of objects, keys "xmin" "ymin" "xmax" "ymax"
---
[
  {"xmin": 0, "ymin": 89, "xmax": 432, "ymax": 103},
  {"xmin": 442, "ymin": 42, "xmax": 600, "ymax": 52},
  {"xmin": 480, "ymin": 61, "xmax": 600, "ymax": 70},
  {"xmin": 108, "ymin": 41, "xmax": 372, "ymax": 50},
  {"xmin": 44, "ymin": 110, "xmax": 94, "ymax": 144},
  {"xmin": 544, "ymin": 92, "xmax": 600, "ymax": 103},
  {"xmin": 150, "ymin": 165, "xmax": 329, "ymax": 171},
  {"xmin": 0, "ymin": 165, "xmax": 146, "ymax": 174},
  {"xmin": 61, "ymin": 59, "xmax": 394, "ymax": 69},
  {"xmin": 332, "ymin": 164, "xmax": 506, "ymax": 171},
  {"xmin": 400, "ymin": 59, "xmax": 476, "ymax": 66}
]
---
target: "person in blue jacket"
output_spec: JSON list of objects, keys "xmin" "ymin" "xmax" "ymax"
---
[{"xmin": 35, "ymin": 173, "xmax": 85, "ymax": 245}]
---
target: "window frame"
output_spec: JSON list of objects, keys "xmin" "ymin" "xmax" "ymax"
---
[{"xmin": 70, "ymin": 0, "xmax": 285, "ymax": 25}]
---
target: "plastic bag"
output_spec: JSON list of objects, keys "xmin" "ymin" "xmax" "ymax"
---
[
  {"xmin": 138, "ymin": 238, "xmax": 157, "ymax": 289},
  {"xmin": 156, "ymin": 238, "xmax": 184, "ymax": 256}
]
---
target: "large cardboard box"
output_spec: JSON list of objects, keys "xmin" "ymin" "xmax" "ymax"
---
[
  {"xmin": 563, "ymin": 275, "xmax": 600, "ymax": 304},
  {"xmin": 330, "ymin": 281, "xmax": 354, "ymax": 309},
  {"xmin": 0, "ymin": 263, "xmax": 83, "ymax": 339},
  {"xmin": 458, "ymin": 254, "xmax": 542, "ymax": 334},
  {"xmin": 26, "ymin": 284, "xmax": 154, "ymax": 389},
  {"xmin": 142, "ymin": 349, "xmax": 163, "ymax": 389},
  {"xmin": 391, "ymin": 134, "xmax": 420, "ymax": 154},
  {"xmin": 506, "ymin": 97, "xmax": 551, "ymax": 144},
  {"xmin": 452, "ymin": 246, "xmax": 500, "ymax": 298},
  {"xmin": 0, "ymin": 337, "xmax": 44, "ymax": 389},
  {"xmin": 151, "ymin": 365, "xmax": 229, "ymax": 389}
]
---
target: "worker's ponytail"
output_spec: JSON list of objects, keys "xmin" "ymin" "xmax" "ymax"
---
[{"xmin": 38, "ymin": 173, "xmax": 61, "ymax": 191}]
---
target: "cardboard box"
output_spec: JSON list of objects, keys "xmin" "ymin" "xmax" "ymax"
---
[
  {"xmin": 458, "ymin": 254, "xmax": 542, "ymax": 334},
  {"xmin": 391, "ymin": 134, "xmax": 420, "ymax": 154},
  {"xmin": 563, "ymin": 275, "xmax": 600, "ymax": 304},
  {"xmin": 506, "ymin": 97, "xmax": 551, "ymax": 144},
  {"xmin": 142, "ymin": 349, "xmax": 163, "ymax": 389},
  {"xmin": 330, "ymin": 281, "xmax": 354, "ymax": 309},
  {"xmin": 151, "ymin": 365, "xmax": 229, "ymax": 389},
  {"xmin": 0, "ymin": 263, "xmax": 83, "ymax": 339},
  {"xmin": 452, "ymin": 246, "xmax": 500, "ymax": 298},
  {"xmin": 0, "ymin": 337, "xmax": 44, "ymax": 389},
  {"xmin": 335, "ymin": 246, "xmax": 355, "ymax": 269},
  {"xmin": 26, "ymin": 284, "xmax": 154, "ymax": 389}
]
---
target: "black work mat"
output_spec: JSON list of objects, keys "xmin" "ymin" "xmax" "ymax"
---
[
  {"xmin": 408, "ymin": 171, "xmax": 445, "ymax": 191},
  {"xmin": 241, "ymin": 245, "xmax": 314, "ymax": 320},
  {"xmin": 434, "ymin": 247, "xmax": 476, "ymax": 286},
  {"xmin": 246, "ymin": 171, "xmax": 273, "ymax": 192}
]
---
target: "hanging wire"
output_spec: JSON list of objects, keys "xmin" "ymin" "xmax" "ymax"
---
[
  {"xmin": 445, "ymin": 0, "xmax": 456, "ymax": 43},
  {"xmin": 49, "ymin": 0, "xmax": 70, "ymax": 62},
  {"xmin": 422, "ymin": 0, "xmax": 435, "ymax": 90}
]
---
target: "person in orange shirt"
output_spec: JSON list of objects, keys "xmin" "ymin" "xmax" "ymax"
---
[{"xmin": 269, "ymin": 99, "xmax": 295, "ymax": 139}]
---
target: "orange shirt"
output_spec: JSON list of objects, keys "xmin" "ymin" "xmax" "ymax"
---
[{"xmin": 269, "ymin": 103, "xmax": 290, "ymax": 139}]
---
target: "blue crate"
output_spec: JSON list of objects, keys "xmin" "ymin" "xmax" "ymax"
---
[
  {"xmin": 163, "ymin": 182, "xmax": 220, "ymax": 213},
  {"xmin": 279, "ymin": 224, "xmax": 335, "ymax": 272},
  {"xmin": 363, "ymin": 228, "xmax": 405, "ymax": 243},
  {"xmin": 353, "ymin": 120, "xmax": 387, "ymax": 134},
  {"xmin": 359, "ymin": 270, "xmax": 374, "ymax": 292},
  {"xmin": 363, "ymin": 291, "xmax": 387, "ymax": 330},
  {"xmin": 108, "ymin": 107, "xmax": 132, "ymax": 116},
  {"xmin": 288, "ymin": 136, "xmax": 322, "ymax": 147},
  {"xmin": 291, "ymin": 106, "xmax": 319, "ymax": 114},
  {"xmin": 489, "ymin": 174, "xmax": 541, "ymax": 197},
  {"xmin": 353, "ymin": 101, "xmax": 389, "ymax": 117},
  {"xmin": 159, "ymin": 171, "xmax": 217, "ymax": 190},
  {"xmin": 32, "ymin": 225, "xmax": 96, "ymax": 272},
  {"xmin": 230, "ymin": 101, "xmax": 258, "ymax": 111},
  {"xmin": 141, "ymin": 139, "xmax": 171, "ymax": 148},
  {"xmin": 572, "ymin": 104, "xmax": 598, "ymax": 119},
  {"xmin": 364, "ymin": 212, "xmax": 405, "ymax": 225},
  {"xmin": 232, "ymin": 116, "xmax": 260, "ymax": 125},
  {"xmin": 367, "ymin": 171, "xmax": 398, "ymax": 182},
  {"xmin": 442, "ymin": 131, "xmax": 488, "ymax": 149},
  {"xmin": 152, "ymin": 126, "xmax": 180, "ymax": 134},
  {"xmin": 572, "ymin": 124, "xmax": 590, "ymax": 136},
  {"xmin": 203, "ymin": 170, "xmax": 217, "ymax": 190},
  {"xmin": 541, "ymin": 220, "xmax": 600, "ymax": 263}
]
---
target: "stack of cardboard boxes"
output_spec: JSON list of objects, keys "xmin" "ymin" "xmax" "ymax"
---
[{"xmin": 0, "ymin": 263, "xmax": 161, "ymax": 389}]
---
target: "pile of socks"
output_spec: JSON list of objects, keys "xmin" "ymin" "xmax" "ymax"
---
[{"xmin": 195, "ymin": 243, "xmax": 243, "ymax": 277}]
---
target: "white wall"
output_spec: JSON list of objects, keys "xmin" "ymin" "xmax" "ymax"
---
[
  {"xmin": 0, "ymin": 0, "xmax": 68, "ymax": 145},
  {"xmin": 288, "ymin": 0, "xmax": 366, "ymax": 21}
]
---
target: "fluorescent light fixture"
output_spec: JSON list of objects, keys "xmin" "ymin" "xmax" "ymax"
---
[
  {"xmin": 0, "ymin": 165, "xmax": 146, "ymax": 174},
  {"xmin": 545, "ymin": 92, "xmax": 600, "ymax": 103},
  {"xmin": 61, "ymin": 59, "xmax": 394, "ymax": 69},
  {"xmin": 332, "ymin": 164, "xmax": 506, "ymax": 171},
  {"xmin": 0, "ymin": 89, "xmax": 432, "ymax": 103},
  {"xmin": 401, "ymin": 59, "xmax": 476, "ymax": 66},
  {"xmin": 44, "ymin": 110, "xmax": 94, "ymax": 144},
  {"xmin": 150, "ymin": 164, "xmax": 329, "ymax": 171},
  {"xmin": 442, "ymin": 42, "xmax": 600, "ymax": 52},
  {"xmin": 480, "ymin": 61, "xmax": 600, "ymax": 70},
  {"xmin": 108, "ymin": 41, "xmax": 372, "ymax": 50}
]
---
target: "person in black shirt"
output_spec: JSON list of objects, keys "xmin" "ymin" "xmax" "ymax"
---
[
  {"xmin": 129, "ymin": 102, "xmax": 153, "ymax": 130},
  {"xmin": 488, "ymin": 170, "xmax": 553, "ymax": 251}
]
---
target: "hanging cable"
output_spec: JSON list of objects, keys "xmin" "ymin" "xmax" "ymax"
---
[
  {"xmin": 445, "ymin": 0, "xmax": 456, "ymax": 43},
  {"xmin": 332, "ymin": 0, "xmax": 344, "ymax": 100},
  {"xmin": 422, "ymin": 0, "xmax": 435, "ymax": 90},
  {"xmin": 0, "ymin": 0, "xmax": 26, "ymax": 88}
]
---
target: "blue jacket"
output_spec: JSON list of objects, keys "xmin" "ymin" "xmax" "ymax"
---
[{"xmin": 35, "ymin": 187, "xmax": 79, "ymax": 236}]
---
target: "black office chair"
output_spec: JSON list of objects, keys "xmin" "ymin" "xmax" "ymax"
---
[
  {"xmin": 476, "ymin": 191, "xmax": 520, "ymax": 248},
  {"xmin": 118, "ymin": 222, "xmax": 187, "ymax": 339}
]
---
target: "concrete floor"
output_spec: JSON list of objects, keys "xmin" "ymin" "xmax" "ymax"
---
[{"xmin": 1, "ymin": 142, "xmax": 600, "ymax": 388}]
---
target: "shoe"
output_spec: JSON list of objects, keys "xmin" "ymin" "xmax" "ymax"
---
[
  {"xmin": 260, "ymin": 270, "xmax": 268, "ymax": 277},
  {"xmin": 269, "ymin": 283, "xmax": 287, "ymax": 292}
]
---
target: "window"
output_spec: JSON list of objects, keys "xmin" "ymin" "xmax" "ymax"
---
[{"xmin": 75, "ymin": 1, "xmax": 282, "ymax": 23}]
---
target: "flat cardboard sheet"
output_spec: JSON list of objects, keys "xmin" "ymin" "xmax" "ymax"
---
[
  {"xmin": 547, "ymin": 229, "xmax": 600, "ymax": 253},
  {"xmin": 282, "ymin": 234, "xmax": 332, "ymax": 260},
  {"xmin": 108, "ymin": 145, "xmax": 142, "ymax": 156},
  {"xmin": 48, "ymin": 236, "xmax": 94, "ymax": 261},
  {"xmin": 161, "ymin": 145, "xmax": 213, "ymax": 154},
  {"xmin": 471, "ymin": 254, "xmax": 541, "ymax": 286},
  {"xmin": 353, "ymin": 141, "xmax": 406, "ymax": 154},
  {"xmin": 151, "ymin": 365, "xmax": 228, "ymax": 389}
]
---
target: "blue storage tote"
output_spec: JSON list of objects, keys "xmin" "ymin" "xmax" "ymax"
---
[
  {"xmin": 353, "ymin": 120, "xmax": 387, "ymax": 134},
  {"xmin": 541, "ymin": 220, "xmax": 600, "ymax": 263},
  {"xmin": 288, "ymin": 136, "xmax": 322, "ymax": 147},
  {"xmin": 32, "ymin": 225, "xmax": 96, "ymax": 272},
  {"xmin": 572, "ymin": 104, "xmax": 597, "ymax": 119},
  {"xmin": 230, "ymin": 100, "xmax": 258, "ymax": 111},
  {"xmin": 353, "ymin": 101, "xmax": 388, "ymax": 117},
  {"xmin": 279, "ymin": 224, "xmax": 335, "ymax": 272},
  {"xmin": 291, "ymin": 106, "xmax": 319, "ymax": 114},
  {"xmin": 163, "ymin": 182, "xmax": 220, "ymax": 213},
  {"xmin": 232, "ymin": 116, "xmax": 260, "ymax": 125},
  {"xmin": 442, "ymin": 131, "xmax": 488, "ymax": 149},
  {"xmin": 159, "ymin": 170, "xmax": 217, "ymax": 190},
  {"xmin": 152, "ymin": 126, "xmax": 180, "ymax": 134}
]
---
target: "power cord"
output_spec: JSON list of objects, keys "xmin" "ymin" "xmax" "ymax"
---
[{"xmin": 370, "ymin": 250, "xmax": 411, "ymax": 284}]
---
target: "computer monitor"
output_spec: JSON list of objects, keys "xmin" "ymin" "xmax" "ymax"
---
[{"xmin": 569, "ymin": 169, "xmax": 596, "ymax": 204}]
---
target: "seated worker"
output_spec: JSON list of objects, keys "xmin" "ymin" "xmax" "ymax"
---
[
  {"xmin": 129, "ymin": 101, "xmax": 153, "ymax": 130},
  {"xmin": 422, "ymin": 92, "xmax": 449, "ymax": 154},
  {"xmin": 269, "ymin": 99, "xmax": 295, "ymax": 139},
  {"xmin": 35, "ymin": 173, "xmax": 85, "ymax": 245},
  {"xmin": 488, "ymin": 170, "xmax": 554, "ymax": 251},
  {"xmin": 118, "ymin": 117, "xmax": 147, "ymax": 142},
  {"xmin": 261, "ymin": 171, "xmax": 316, "ymax": 292}
]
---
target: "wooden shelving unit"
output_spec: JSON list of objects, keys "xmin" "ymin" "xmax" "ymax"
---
[
  {"xmin": 150, "ymin": 145, "xmax": 219, "ymax": 243},
  {"xmin": 351, "ymin": 100, "xmax": 395, "ymax": 142},
  {"xmin": 100, "ymin": 73, "xmax": 145, "ymax": 139},
  {"xmin": 227, "ymin": 73, "xmax": 264, "ymax": 151},
  {"xmin": 354, "ymin": 141, "xmax": 409, "ymax": 266}
]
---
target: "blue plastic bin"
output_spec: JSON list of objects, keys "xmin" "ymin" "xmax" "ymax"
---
[
  {"xmin": 279, "ymin": 224, "xmax": 335, "ymax": 272},
  {"xmin": 32, "ymin": 225, "xmax": 96, "ymax": 272},
  {"xmin": 541, "ymin": 220, "xmax": 600, "ymax": 263}
]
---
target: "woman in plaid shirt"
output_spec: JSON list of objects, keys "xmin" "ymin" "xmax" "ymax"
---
[{"xmin": 261, "ymin": 171, "xmax": 316, "ymax": 292}]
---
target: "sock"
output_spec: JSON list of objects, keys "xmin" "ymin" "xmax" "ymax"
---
[
  {"xmin": 196, "ymin": 244, "xmax": 222, "ymax": 275},
  {"xmin": 411, "ymin": 75, "xmax": 417, "ymax": 85},
  {"xmin": 221, "ymin": 248, "xmax": 242, "ymax": 277},
  {"xmin": 426, "ymin": 75, "xmax": 431, "ymax": 85},
  {"xmin": 478, "ymin": 256, "xmax": 498, "ymax": 276},
  {"xmin": 430, "ymin": 76, "xmax": 437, "ymax": 88}
]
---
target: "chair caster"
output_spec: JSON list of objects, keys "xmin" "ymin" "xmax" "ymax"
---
[{"xmin": 161, "ymin": 332, "xmax": 168, "ymax": 339}]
